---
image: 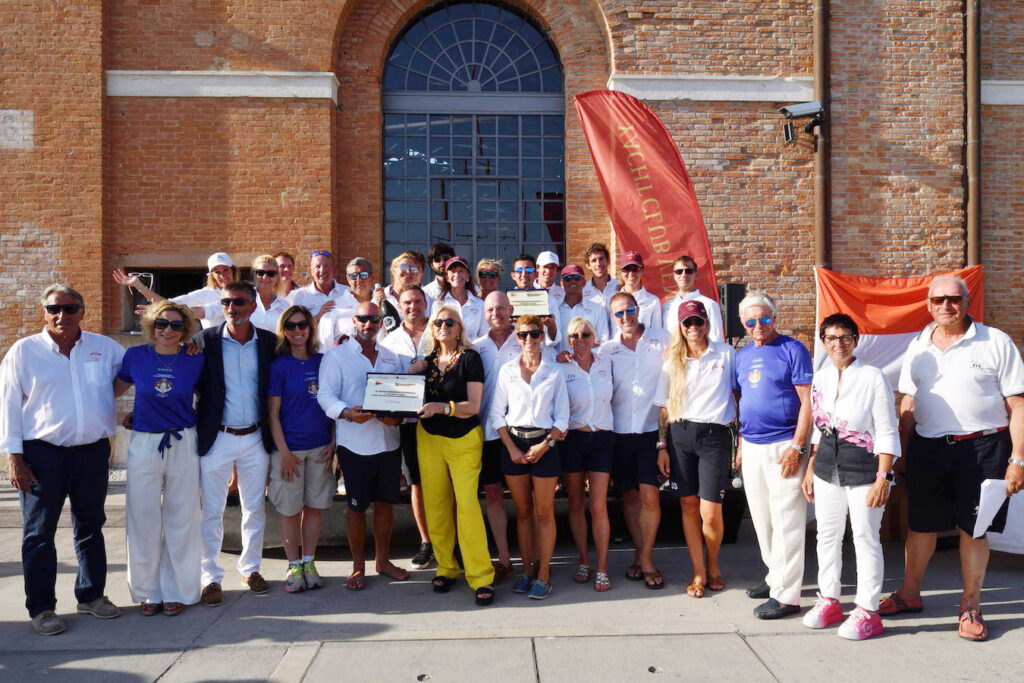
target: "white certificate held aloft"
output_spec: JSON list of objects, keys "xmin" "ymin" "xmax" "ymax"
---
[
  {"xmin": 507, "ymin": 289, "xmax": 550, "ymax": 317},
  {"xmin": 363, "ymin": 373, "xmax": 426, "ymax": 418}
]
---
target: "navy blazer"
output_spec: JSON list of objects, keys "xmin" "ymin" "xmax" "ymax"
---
[{"xmin": 194, "ymin": 323, "xmax": 277, "ymax": 456}]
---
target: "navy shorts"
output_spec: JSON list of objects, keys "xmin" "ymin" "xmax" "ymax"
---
[
  {"xmin": 399, "ymin": 422, "xmax": 420, "ymax": 485},
  {"xmin": 337, "ymin": 446, "xmax": 402, "ymax": 512},
  {"xmin": 501, "ymin": 432, "xmax": 561, "ymax": 479},
  {"xmin": 561, "ymin": 430, "xmax": 614, "ymax": 474},
  {"xmin": 906, "ymin": 430, "xmax": 1010, "ymax": 535},
  {"xmin": 668, "ymin": 421, "xmax": 731, "ymax": 502},
  {"xmin": 479, "ymin": 438, "xmax": 505, "ymax": 487},
  {"xmin": 612, "ymin": 431, "xmax": 660, "ymax": 490}
]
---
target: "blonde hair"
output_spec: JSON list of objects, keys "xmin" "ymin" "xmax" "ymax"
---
[
  {"xmin": 251, "ymin": 254, "xmax": 277, "ymax": 272},
  {"xmin": 663, "ymin": 320, "xmax": 703, "ymax": 422},
  {"xmin": 140, "ymin": 300, "xmax": 198, "ymax": 344},
  {"xmin": 205, "ymin": 265, "xmax": 239, "ymax": 289},
  {"xmin": 566, "ymin": 315, "xmax": 596, "ymax": 341},
  {"xmin": 423, "ymin": 304, "xmax": 473, "ymax": 356},
  {"xmin": 274, "ymin": 305, "xmax": 320, "ymax": 357}
]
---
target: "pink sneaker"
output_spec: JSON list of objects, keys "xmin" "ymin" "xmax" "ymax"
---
[
  {"xmin": 837, "ymin": 606, "xmax": 884, "ymax": 641},
  {"xmin": 802, "ymin": 593, "xmax": 843, "ymax": 629}
]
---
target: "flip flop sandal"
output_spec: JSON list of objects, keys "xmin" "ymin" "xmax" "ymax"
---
[
  {"xmin": 707, "ymin": 575, "xmax": 725, "ymax": 592},
  {"xmin": 346, "ymin": 573, "xmax": 366, "ymax": 591},
  {"xmin": 432, "ymin": 576, "xmax": 456, "ymax": 594},
  {"xmin": 686, "ymin": 580, "xmax": 705, "ymax": 598},
  {"xmin": 475, "ymin": 585, "xmax": 495, "ymax": 606},
  {"xmin": 573, "ymin": 564, "xmax": 593, "ymax": 584},
  {"xmin": 643, "ymin": 571, "xmax": 665, "ymax": 590},
  {"xmin": 878, "ymin": 590, "xmax": 923, "ymax": 616},
  {"xmin": 594, "ymin": 572, "xmax": 612, "ymax": 592},
  {"xmin": 625, "ymin": 564, "xmax": 644, "ymax": 581}
]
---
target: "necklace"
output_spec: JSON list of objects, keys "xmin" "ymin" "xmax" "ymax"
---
[
  {"xmin": 152, "ymin": 345, "xmax": 180, "ymax": 373},
  {"xmin": 429, "ymin": 347, "xmax": 462, "ymax": 386}
]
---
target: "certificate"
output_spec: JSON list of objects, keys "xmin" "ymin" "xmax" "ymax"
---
[
  {"xmin": 363, "ymin": 373, "xmax": 425, "ymax": 418},
  {"xmin": 507, "ymin": 289, "xmax": 550, "ymax": 317}
]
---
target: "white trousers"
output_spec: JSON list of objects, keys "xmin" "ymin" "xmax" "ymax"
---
[
  {"xmin": 741, "ymin": 438, "xmax": 807, "ymax": 605},
  {"xmin": 200, "ymin": 431, "xmax": 270, "ymax": 585},
  {"xmin": 126, "ymin": 428, "xmax": 202, "ymax": 605},
  {"xmin": 813, "ymin": 475, "xmax": 885, "ymax": 611}
]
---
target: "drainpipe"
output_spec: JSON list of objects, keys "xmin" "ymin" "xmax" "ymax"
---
[
  {"xmin": 965, "ymin": 0, "xmax": 981, "ymax": 266},
  {"xmin": 813, "ymin": 0, "xmax": 831, "ymax": 269}
]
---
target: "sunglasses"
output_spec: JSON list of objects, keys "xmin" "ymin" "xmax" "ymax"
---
[
  {"xmin": 478, "ymin": 271, "xmax": 500, "ymax": 279},
  {"xmin": 356, "ymin": 314, "xmax": 382, "ymax": 324},
  {"xmin": 562, "ymin": 274, "xmax": 584, "ymax": 282},
  {"xmin": 929, "ymin": 295, "xmax": 963, "ymax": 305},
  {"xmin": 398, "ymin": 263, "xmax": 420, "ymax": 274},
  {"xmin": 516, "ymin": 329, "xmax": 544, "ymax": 340},
  {"xmin": 432, "ymin": 318, "xmax": 458, "ymax": 329},
  {"xmin": 153, "ymin": 318, "xmax": 186, "ymax": 331},
  {"xmin": 312, "ymin": 250, "xmax": 332, "ymax": 258},
  {"xmin": 283, "ymin": 320, "xmax": 310, "ymax": 331},
  {"xmin": 674, "ymin": 267, "xmax": 696, "ymax": 275},
  {"xmin": 744, "ymin": 316, "xmax": 773, "ymax": 328},
  {"xmin": 822, "ymin": 334, "xmax": 855, "ymax": 345},
  {"xmin": 220, "ymin": 297, "xmax": 252, "ymax": 308},
  {"xmin": 622, "ymin": 265, "xmax": 643, "ymax": 273},
  {"xmin": 347, "ymin": 271, "xmax": 371, "ymax": 280},
  {"xmin": 567, "ymin": 331, "xmax": 593, "ymax": 340},
  {"xmin": 613, "ymin": 306, "xmax": 638, "ymax": 319},
  {"xmin": 681, "ymin": 317, "xmax": 706, "ymax": 328},
  {"xmin": 253, "ymin": 269, "xmax": 279, "ymax": 278},
  {"xmin": 513, "ymin": 267, "xmax": 535, "ymax": 274},
  {"xmin": 44, "ymin": 304, "xmax": 83, "ymax": 315}
]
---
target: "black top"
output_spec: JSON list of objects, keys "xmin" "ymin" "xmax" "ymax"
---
[{"xmin": 420, "ymin": 347, "xmax": 485, "ymax": 439}]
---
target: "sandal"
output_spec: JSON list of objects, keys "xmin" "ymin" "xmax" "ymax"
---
[
  {"xmin": 958, "ymin": 608, "xmax": 988, "ymax": 641},
  {"xmin": 377, "ymin": 563, "xmax": 410, "ymax": 582},
  {"xmin": 573, "ymin": 563, "xmax": 593, "ymax": 584},
  {"xmin": 432, "ymin": 575, "xmax": 456, "ymax": 594},
  {"xmin": 878, "ymin": 590, "xmax": 923, "ymax": 616},
  {"xmin": 686, "ymin": 579, "xmax": 705, "ymax": 598},
  {"xmin": 140, "ymin": 602, "xmax": 162, "ymax": 617},
  {"xmin": 163, "ymin": 602, "xmax": 184, "ymax": 617},
  {"xmin": 625, "ymin": 563, "xmax": 644, "ymax": 581},
  {"xmin": 643, "ymin": 570, "xmax": 665, "ymax": 590},
  {"xmin": 707, "ymin": 575, "xmax": 725, "ymax": 592},
  {"xmin": 475, "ymin": 585, "xmax": 495, "ymax": 606},
  {"xmin": 594, "ymin": 571, "xmax": 611, "ymax": 592},
  {"xmin": 346, "ymin": 572, "xmax": 366, "ymax": 591}
]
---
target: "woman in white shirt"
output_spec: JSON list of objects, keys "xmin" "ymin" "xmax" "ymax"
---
[
  {"xmin": 654, "ymin": 300, "xmax": 736, "ymax": 599},
  {"xmin": 433, "ymin": 256, "xmax": 487, "ymax": 339},
  {"xmin": 615, "ymin": 251, "xmax": 662, "ymax": 330},
  {"xmin": 490, "ymin": 314, "xmax": 569, "ymax": 601},
  {"xmin": 561, "ymin": 316, "xmax": 615, "ymax": 592},
  {"xmin": 249, "ymin": 254, "xmax": 290, "ymax": 332},
  {"xmin": 800, "ymin": 313, "xmax": 898, "ymax": 641}
]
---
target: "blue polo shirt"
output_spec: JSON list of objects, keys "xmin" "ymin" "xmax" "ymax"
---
[
  {"xmin": 734, "ymin": 334, "xmax": 813, "ymax": 444},
  {"xmin": 118, "ymin": 345, "xmax": 204, "ymax": 433},
  {"xmin": 268, "ymin": 353, "xmax": 333, "ymax": 450}
]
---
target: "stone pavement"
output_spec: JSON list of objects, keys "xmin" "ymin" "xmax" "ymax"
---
[{"xmin": 1, "ymin": 484, "xmax": 1023, "ymax": 681}]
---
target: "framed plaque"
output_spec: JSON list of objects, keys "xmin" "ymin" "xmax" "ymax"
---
[{"xmin": 362, "ymin": 373, "xmax": 425, "ymax": 418}]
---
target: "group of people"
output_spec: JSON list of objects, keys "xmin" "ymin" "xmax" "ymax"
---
[{"xmin": 2, "ymin": 242, "xmax": 1022, "ymax": 643}]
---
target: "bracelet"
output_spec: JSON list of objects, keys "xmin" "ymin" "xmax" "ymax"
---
[
  {"xmin": 1009, "ymin": 458, "xmax": 1024, "ymax": 469},
  {"xmin": 876, "ymin": 471, "xmax": 894, "ymax": 482},
  {"xmin": 656, "ymin": 441, "xmax": 669, "ymax": 451},
  {"xmin": 447, "ymin": 400, "xmax": 456, "ymax": 416},
  {"xmin": 341, "ymin": 408, "xmax": 350, "ymax": 422}
]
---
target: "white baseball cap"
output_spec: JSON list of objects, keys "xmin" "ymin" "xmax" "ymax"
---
[
  {"xmin": 207, "ymin": 252, "xmax": 234, "ymax": 271},
  {"xmin": 536, "ymin": 250, "xmax": 560, "ymax": 268}
]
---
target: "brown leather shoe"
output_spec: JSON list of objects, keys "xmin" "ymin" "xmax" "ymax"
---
[
  {"xmin": 201, "ymin": 582, "xmax": 222, "ymax": 606},
  {"xmin": 243, "ymin": 572, "xmax": 270, "ymax": 595}
]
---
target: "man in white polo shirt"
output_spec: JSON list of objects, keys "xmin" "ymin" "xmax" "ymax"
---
[
  {"xmin": 557, "ymin": 264, "xmax": 610, "ymax": 352},
  {"xmin": 1, "ymin": 285, "xmax": 125, "ymax": 635},
  {"xmin": 581, "ymin": 242, "xmax": 619, "ymax": 307},
  {"xmin": 884, "ymin": 274, "xmax": 1024, "ymax": 641},
  {"xmin": 292, "ymin": 250, "xmax": 355, "ymax": 322},
  {"xmin": 661, "ymin": 254, "xmax": 724, "ymax": 342}
]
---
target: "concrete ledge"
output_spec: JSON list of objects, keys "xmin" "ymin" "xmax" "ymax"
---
[
  {"xmin": 106, "ymin": 70, "xmax": 340, "ymax": 105},
  {"xmin": 607, "ymin": 74, "xmax": 814, "ymax": 102}
]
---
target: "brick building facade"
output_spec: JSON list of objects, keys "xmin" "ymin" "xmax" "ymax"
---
[{"xmin": 2, "ymin": 0, "xmax": 1022, "ymax": 354}]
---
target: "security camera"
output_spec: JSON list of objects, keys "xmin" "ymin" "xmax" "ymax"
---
[{"xmin": 778, "ymin": 101, "xmax": 823, "ymax": 119}]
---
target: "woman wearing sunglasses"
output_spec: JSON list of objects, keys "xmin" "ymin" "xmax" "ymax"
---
[
  {"xmin": 561, "ymin": 316, "xmax": 615, "ymax": 591},
  {"xmin": 266, "ymin": 306, "xmax": 335, "ymax": 593},
  {"xmin": 489, "ymin": 315, "xmax": 569, "ymax": 600},
  {"xmin": 432, "ymin": 256, "xmax": 488, "ymax": 340},
  {"xmin": 653, "ymin": 300, "xmax": 736, "ymax": 599},
  {"xmin": 409, "ymin": 306, "xmax": 495, "ymax": 605},
  {"xmin": 475, "ymin": 258, "xmax": 503, "ymax": 299},
  {"xmin": 113, "ymin": 301, "xmax": 205, "ymax": 617},
  {"xmin": 378, "ymin": 252, "xmax": 431, "ymax": 324},
  {"xmin": 249, "ymin": 254, "xmax": 290, "ymax": 333}
]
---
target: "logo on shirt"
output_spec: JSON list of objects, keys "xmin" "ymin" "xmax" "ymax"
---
[
  {"xmin": 154, "ymin": 378, "xmax": 173, "ymax": 394},
  {"xmin": 307, "ymin": 380, "xmax": 319, "ymax": 395},
  {"xmin": 747, "ymin": 368, "xmax": 762, "ymax": 385}
]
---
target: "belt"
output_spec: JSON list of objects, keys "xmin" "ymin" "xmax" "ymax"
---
[
  {"xmin": 509, "ymin": 426, "xmax": 546, "ymax": 439},
  {"xmin": 219, "ymin": 424, "xmax": 260, "ymax": 436},
  {"xmin": 573, "ymin": 426, "xmax": 599, "ymax": 433},
  {"xmin": 945, "ymin": 426, "xmax": 1007, "ymax": 445}
]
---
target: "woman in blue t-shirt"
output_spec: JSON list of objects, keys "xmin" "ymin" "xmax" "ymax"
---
[
  {"xmin": 267, "ymin": 306, "xmax": 335, "ymax": 593},
  {"xmin": 114, "ymin": 301, "xmax": 205, "ymax": 617}
]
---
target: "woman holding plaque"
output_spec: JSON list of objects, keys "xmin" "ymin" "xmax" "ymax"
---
[
  {"xmin": 411, "ymin": 304, "xmax": 496, "ymax": 606},
  {"xmin": 432, "ymin": 256, "xmax": 487, "ymax": 339},
  {"xmin": 489, "ymin": 314, "xmax": 569, "ymax": 601}
]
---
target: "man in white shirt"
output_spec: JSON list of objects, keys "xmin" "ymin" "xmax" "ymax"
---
[
  {"xmin": 317, "ymin": 257, "xmax": 372, "ymax": 348},
  {"xmin": 661, "ymin": 255, "xmax": 724, "ymax": 342},
  {"xmin": 292, "ymin": 250, "xmax": 354, "ymax": 322},
  {"xmin": 557, "ymin": 264, "xmax": 610, "ymax": 352},
  {"xmin": 886, "ymin": 275, "xmax": 1024, "ymax": 641},
  {"xmin": 535, "ymin": 250, "xmax": 565, "ymax": 306},
  {"xmin": 602, "ymin": 292, "xmax": 672, "ymax": 589},
  {"xmin": 423, "ymin": 242, "xmax": 455, "ymax": 301},
  {"xmin": 318, "ymin": 302, "xmax": 409, "ymax": 590},
  {"xmin": 380, "ymin": 285, "xmax": 434, "ymax": 569},
  {"xmin": 1, "ymin": 285, "xmax": 125, "ymax": 635},
  {"xmin": 581, "ymin": 242, "xmax": 620, "ymax": 307},
  {"xmin": 510, "ymin": 253, "xmax": 560, "ymax": 347}
]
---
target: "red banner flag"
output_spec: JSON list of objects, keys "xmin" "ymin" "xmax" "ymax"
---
[{"xmin": 574, "ymin": 90, "xmax": 717, "ymax": 302}]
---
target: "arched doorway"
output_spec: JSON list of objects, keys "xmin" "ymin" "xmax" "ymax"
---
[{"xmin": 381, "ymin": 0, "xmax": 565, "ymax": 284}]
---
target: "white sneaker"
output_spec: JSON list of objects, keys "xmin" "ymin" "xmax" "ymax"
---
[
  {"xmin": 837, "ymin": 606, "xmax": 883, "ymax": 641},
  {"xmin": 802, "ymin": 593, "xmax": 843, "ymax": 629}
]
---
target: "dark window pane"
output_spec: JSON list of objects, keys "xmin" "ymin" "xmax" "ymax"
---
[
  {"xmin": 520, "ymin": 73, "xmax": 541, "ymax": 91},
  {"xmin": 384, "ymin": 136, "xmax": 404, "ymax": 157},
  {"xmin": 474, "ymin": 158, "xmax": 496, "ymax": 175},
  {"xmin": 451, "ymin": 180, "xmax": 473, "ymax": 200},
  {"xmin": 498, "ymin": 181, "xmax": 517, "ymax": 200},
  {"xmin": 451, "ymin": 116, "xmax": 472, "ymax": 135},
  {"xmin": 406, "ymin": 115, "xmax": 428, "ymax": 133},
  {"xmin": 479, "ymin": 137, "xmax": 497, "ymax": 156},
  {"xmin": 404, "ymin": 21, "xmax": 428, "ymax": 45},
  {"xmin": 477, "ymin": 222, "xmax": 494, "ymax": 240},
  {"xmin": 384, "ymin": 180, "xmax": 403, "ymax": 200},
  {"xmin": 384, "ymin": 159, "xmax": 405, "ymax": 178},
  {"xmin": 477, "ymin": 116, "xmax": 496, "ymax": 135},
  {"xmin": 451, "ymin": 202, "xmax": 473, "ymax": 221},
  {"xmin": 451, "ymin": 158, "xmax": 470, "ymax": 175},
  {"xmin": 385, "ymin": 201, "xmax": 406, "ymax": 220},
  {"xmin": 543, "ymin": 159, "xmax": 563, "ymax": 179},
  {"xmin": 384, "ymin": 114, "xmax": 405, "ymax": 130},
  {"xmin": 498, "ymin": 202, "xmax": 518, "ymax": 220},
  {"xmin": 453, "ymin": 222, "xmax": 474, "ymax": 240},
  {"xmin": 521, "ymin": 138, "xmax": 542, "ymax": 157},
  {"xmin": 385, "ymin": 222, "xmax": 405, "ymax": 241},
  {"xmin": 522, "ymin": 116, "xmax": 541, "ymax": 135},
  {"xmin": 407, "ymin": 179, "xmax": 429, "ymax": 199},
  {"xmin": 477, "ymin": 181, "xmax": 497, "ymax": 200},
  {"xmin": 476, "ymin": 203, "xmax": 497, "ymax": 222},
  {"xmin": 524, "ymin": 202, "xmax": 543, "ymax": 221},
  {"xmin": 429, "ymin": 115, "xmax": 452, "ymax": 135},
  {"xmin": 431, "ymin": 222, "xmax": 451, "ymax": 241},
  {"xmin": 543, "ymin": 116, "xmax": 563, "ymax": 136},
  {"xmin": 407, "ymin": 136, "xmax": 427, "ymax": 156},
  {"xmin": 383, "ymin": 68, "xmax": 405, "ymax": 91},
  {"xmin": 452, "ymin": 136, "xmax": 473, "ymax": 156},
  {"xmin": 497, "ymin": 116, "xmax": 518, "ymax": 135},
  {"xmin": 522, "ymin": 159, "xmax": 542, "ymax": 178},
  {"xmin": 543, "ymin": 138, "xmax": 563, "ymax": 158},
  {"xmin": 408, "ymin": 222, "xmax": 428, "ymax": 242},
  {"xmin": 407, "ymin": 202, "xmax": 430, "ymax": 221},
  {"xmin": 498, "ymin": 138, "xmax": 518, "ymax": 157},
  {"xmin": 406, "ymin": 158, "xmax": 427, "ymax": 177},
  {"xmin": 430, "ymin": 138, "xmax": 451, "ymax": 158},
  {"xmin": 496, "ymin": 223, "xmax": 516, "ymax": 240},
  {"xmin": 523, "ymin": 223, "xmax": 545, "ymax": 242},
  {"xmin": 497, "ymin": 159, "xmax": 518, "ymax": 176},
  {"xmin": 521, "ymin": 180, "xmax": 542, "ymax": 199},
  {"xmin": 453, "ymin": 19, "xmax": 474, "ymax": 41},
  {"xmin": 542, "ymin": 201, "xmax": 564, "ymax": 222},
  {"xmin": 541, "ymin": 66, "xmax": 561, "ymax": 92}
]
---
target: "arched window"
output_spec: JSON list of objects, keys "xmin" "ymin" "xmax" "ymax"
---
[{"xmin": 382, "ymin": 1, "xmax": 564, "ymax": 283}]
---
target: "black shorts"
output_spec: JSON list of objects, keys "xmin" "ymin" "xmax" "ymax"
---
[
  {"xmin": 668, "ymin": 421, "xmax": 731, "ymax": 502},
  {"xmin": 479, "ymin": 438, "xmax": 506, "ymax": 487},
  {"xmin": 399, "ymin": 422, "xmax": 420, "ymax": 485},
  {"xmin": 906, "ymin": 430, "xmax": 1010, "ymax": 535},
  {"xmin": 501, "ymin": 432, "xmax": 561, "ymax": 479},
  {"xmin": 562, "ymin": 430, "xmax": 614, "ymax": 474},
  {"xmin": 612, "ymin": 431, "xmax": 660, "ymax": 490},
  {"xmin": 337, "ymin": 446, "xmax": 402, "ymax": 512}
]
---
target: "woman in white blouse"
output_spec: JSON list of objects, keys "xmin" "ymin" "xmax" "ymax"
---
[
  {"xmin": 800, "ymin": 313, "xmax": 899, "ymax": 641},
  {"xmin": 249, "ymin": 254, "xmax": 290, "ymax": 332},
  {"xmin": 561, "ymin": 317, "xmax": 615, "ymax": 592},
  {"xmin": 490, "ymin": 314, "xmax": 569, "ymax": 601},
  {"xmin": 432, "ymin": 256, "xmax": 487, "ymax": 339}
]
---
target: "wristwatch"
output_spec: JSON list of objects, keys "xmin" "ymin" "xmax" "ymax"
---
[
  {"xmin": 545, "ymin": 436, "xmax": 556, "ymax": 449},
  {"xmin": 1009, "ymin": 458, "xmax": 1024, "ymax": 469},
  {"xmin": 789, "ymin": 442, "xmax": 807, "ymax": 456},
  {"xmin": 876, "ymin": 470, "xmax": 895, "ymax": 482}
]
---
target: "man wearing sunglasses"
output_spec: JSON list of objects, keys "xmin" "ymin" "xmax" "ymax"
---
[
  {"xmin": 556, "ymin": 264, "xmax": 610, "ymax": 353},
  {"xmin": 509, "ymin": 254, "xmax": 560, "ymax": 347},
  {"xmin": 317, "ymin": 302, "xmax": 408, "ymax": 590},
  {"xmin": 424, "ymin": 242, "xmax": 455, "ymax": 301},
  {"xmin": 661, "ymin": 255, "xmax": 724, "ymax": 342},
  {"xmin": 193, "ymin": 281, "xmax": 278, "ymax": 605},
  {"xmin": 2, "ymin": 285, "xmax": 126, "ymax": 635},
  {"xmin": 887, "ymin": 275, "xmax": 1024, "ymax": 641},
  {"xmin": 733, "ymin": 291, "xmax": 813, "ymax": 620},
  {"xmin": 292, "ymin": 250, "xmax": 355, "ymax": 323},
  {"xmin": 377, "ymin": 252, "xmax": 433, "ymax": 332},
  {"xmin": 317, "ymin": 257, "xmax": 374, "ymax": 348}
]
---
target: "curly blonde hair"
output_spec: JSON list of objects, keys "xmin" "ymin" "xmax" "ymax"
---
[{"xmin": 140, "ymin": 300, "xmax": 198, "ymax": 344}]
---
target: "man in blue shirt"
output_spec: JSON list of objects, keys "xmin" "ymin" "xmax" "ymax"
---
[{"xmin": 734, "ymin": 292, "xmax": 813, "ymax": 620}]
